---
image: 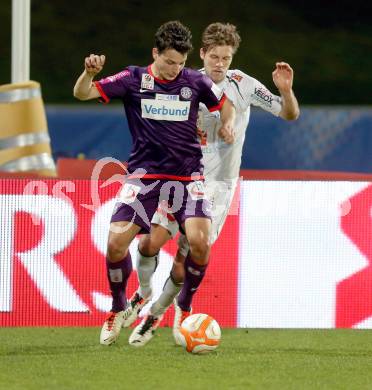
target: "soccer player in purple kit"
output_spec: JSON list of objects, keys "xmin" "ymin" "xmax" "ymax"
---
[
  {"xmin": 73, "ymin": 20, "xmax": 235, "ymax": 345},
  {"xmin": 125, "ymin": 22, "xmax": 300, "ymax": 348}
]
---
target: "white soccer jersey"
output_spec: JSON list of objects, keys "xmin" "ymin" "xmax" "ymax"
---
[
  {"xmin": 152, "ymin": 68, "xmax": 283, "ymax": 246},
  {"xmin": 198, "ymin": 69, "xmax": 282, "ymax": 183}
]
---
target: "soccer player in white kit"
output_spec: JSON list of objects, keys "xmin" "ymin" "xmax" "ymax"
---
[{"xmin": 126, "ymin": 23, "xmax": 300, "ymax": 347}]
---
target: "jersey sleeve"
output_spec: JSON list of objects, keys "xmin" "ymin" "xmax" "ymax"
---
[
  {"xmin": 197, "ymin": 74, "xmax": 227, "ymax": 112},
  {"xmin": 94, "ymin": 68, "xmax": 132, "ymax": 103},
  {"xmin": 226, "ymin": 70, "xmax": 281, "ymax": 116},
  {"xmin": 245, "ymin": 73, "xmax": 282, "ymax": 116}
]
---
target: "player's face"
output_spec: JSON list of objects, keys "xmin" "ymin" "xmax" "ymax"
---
[
  {"xmin": 152, "ymin": 48, "xmax": 187, "ymax": 81},
  {"xmin": 200, "ymin": 45, "xmax": 234, "ymax": 83}
]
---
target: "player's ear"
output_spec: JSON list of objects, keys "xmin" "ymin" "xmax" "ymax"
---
[
  {"xmin": 152, "ymin": 48, "xmax": 159, "ymax": 61},
  {"xmin": 200, "ymin": 48, "xmax": 205, "ymax": 60}
]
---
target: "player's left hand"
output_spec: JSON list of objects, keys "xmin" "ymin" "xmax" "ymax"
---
[
  {"xmin": 272, "ymin": 62, "xmax": 294, "ymax": 93},
  {"xmin": 218, "ymin": 124, "xmax": 235, "ymax": 144}
]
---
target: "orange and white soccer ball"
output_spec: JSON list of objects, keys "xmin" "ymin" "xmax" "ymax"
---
[{"xmin": 178, "ymin": 313, "xmax": 221, "ymax": 354}]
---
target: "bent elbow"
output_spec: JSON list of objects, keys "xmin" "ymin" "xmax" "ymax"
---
[
  {"xmin": 289, "ymin": 110, "xmax": 300, "ymax": 121},
  {"xmin": 73, "ymin": 88, "xmax": 81, "ymax": 100},
  {"xmin": 283, "ymin": 108, "xmax": 300, "ymax": 121},
  {"xmin": 73, "ymin": 89, "xmax": 87, "ymax": 101}
]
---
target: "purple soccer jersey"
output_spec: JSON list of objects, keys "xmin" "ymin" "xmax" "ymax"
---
[{"xmin": 95, "ymin": 65, "xmax": 226, "ymax": 180}]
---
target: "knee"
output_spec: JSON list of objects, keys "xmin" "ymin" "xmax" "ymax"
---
[
  {"xmin": 188, "ymin": 238, "xmax": 210, "ymax": 263},
  {"xmin": 107, "ymin": 238, "xmax": 128, "ymax": 262},
  {"xmin": 139, "ymin": 233, "xmax": 165, "ymax": 257},
  {"xmin": 138, "ymin": 237, "xmax": 157, "ymax": 257}
]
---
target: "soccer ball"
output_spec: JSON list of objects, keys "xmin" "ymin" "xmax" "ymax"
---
[{"xmin": 178, "ymin": 313, "xmax": 221, "ymax": 354}]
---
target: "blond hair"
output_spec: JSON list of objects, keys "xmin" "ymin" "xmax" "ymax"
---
[{"xmin": 201, "ymin": 23, "xmax": 241, "ymax": 54}]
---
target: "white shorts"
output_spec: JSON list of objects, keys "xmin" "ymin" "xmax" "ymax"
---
[
  {"xmin": 150, "ymin": 200, "xmax": 180, "ymax": 238},
  {"xmin": 151, "ymin": 179, "xmax": 238, "ymax": 256}
]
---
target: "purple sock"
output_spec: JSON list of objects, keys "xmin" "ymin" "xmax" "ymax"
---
[
  {"xmin": 106, "ymin": 252, "xmax": 133, "ymax": 312},
  {"xmin": 177, "ymin": 253, "xmax": 207, "ymax": 312}
]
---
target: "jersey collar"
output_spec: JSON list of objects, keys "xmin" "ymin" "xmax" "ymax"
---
[{"xmin": 147, "ymin": 65, "xmax": 182, "ymax": 84}]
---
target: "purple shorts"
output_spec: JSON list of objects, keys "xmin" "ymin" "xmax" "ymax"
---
[{"xmin": 110, "ymin": 179, "xmax": 211, "ymax": 234}]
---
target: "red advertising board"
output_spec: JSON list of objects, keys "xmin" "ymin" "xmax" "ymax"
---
[{"xmin": 0, "ymin": 179, "xmax": 239, "ymax": 327}]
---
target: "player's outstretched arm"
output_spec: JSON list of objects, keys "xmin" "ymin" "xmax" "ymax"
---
[
  {"xmin": 73, "ymin": 54, "xmax": 106, "ymax": 100},
  {"xmin": 218, "ymin": 98, "xmax": 236, "ymax": 144},
  {"xmin": 272, "ymin": 62, "xmax": 300, "ymax": 121}
]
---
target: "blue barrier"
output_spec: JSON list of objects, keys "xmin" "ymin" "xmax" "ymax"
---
[{"xmin": 46, "ymin": 105, "xmax": 372, "ymax": 173}]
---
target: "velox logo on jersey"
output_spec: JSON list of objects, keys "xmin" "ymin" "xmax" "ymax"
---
[
  {"xmin": 252, "ymin": 87, "xmax": 273, "ymax": 106},
  {"xmin": 141, "ymin": 99, "xmax": 190, "ymax": 121}
]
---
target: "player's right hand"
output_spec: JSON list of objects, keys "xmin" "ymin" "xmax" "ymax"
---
[
  {"xmin": 84, "ymin": 54, "xmax": 105, "ymax": 77},
  {"xmin": 218, "ymin": 124, "xmax": 235, "ymax": 144}
]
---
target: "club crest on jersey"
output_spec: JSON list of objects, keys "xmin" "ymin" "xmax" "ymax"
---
[
  {"xmin": 231, "ymin": 73, "xmax": 243, "ymax": 82},
  {"xmin": 141, "ymin": 73, "xmax": 154, "ymax": 90},
  {"xmin": 180, "ymin": 87, "xmax": 192, "ymax": 99}
]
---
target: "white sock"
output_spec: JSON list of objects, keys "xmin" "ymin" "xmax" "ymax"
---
[
  {"xmin": 150, "ymin": 275, "xmax": 183, "ymax": 317},
  {"xmin": 136, "ymin": 248, "xmax": 158, "ymax": 298}
]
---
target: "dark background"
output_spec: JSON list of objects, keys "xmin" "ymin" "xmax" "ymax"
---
[{"xmin": 1, "ymin": 0, "xmax": 371, "ymax": 104}]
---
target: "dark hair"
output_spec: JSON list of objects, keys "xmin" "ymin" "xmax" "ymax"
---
[
  {"xmin": 154, "ymin": 21, "xmax": 193, "ymax": 54},
  {"xmin": 201, "ymin": 23, "xmax": 241, "ymax": 54}
]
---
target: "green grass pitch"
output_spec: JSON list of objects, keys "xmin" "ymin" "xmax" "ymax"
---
[{"xmin": 1, "ymin": 327, "xmax": 372, "ymax": 389}]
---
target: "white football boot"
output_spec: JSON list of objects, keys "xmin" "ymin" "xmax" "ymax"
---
[
  {"xmin": 173, "ymin": 298, "xmax": 192, "ymax": 346},
  {"xmin": 128, "ymin": 314, "xmax": 163, "ymax": 347},
  {"xmin": 100, "ymin": 311, "xmax": 125, "ymax": 345},
  {"xmin": 122, "ymin": 291, "xmax": 152, "ymax": 328}
]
